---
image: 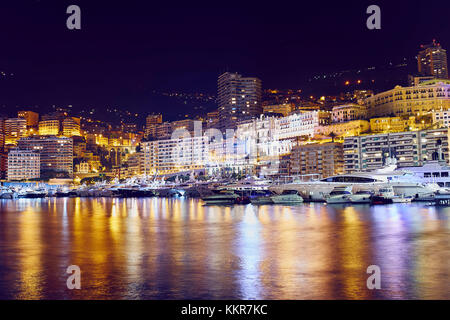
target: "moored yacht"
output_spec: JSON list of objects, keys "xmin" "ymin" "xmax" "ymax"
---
[
  {"xmin": 202, "ymin": 190, "xmax": 240, "ymax": 205},
  {"xmin": 270, "ymin": 158, "xmax": 442, "ymax": 202},
  {"xmin": 325, "ymin": 186, "xmax": 353, "ymax": 204},
  {"xmin": 270, "ymin": 190, "xmax": 304, "ymax": 205}
]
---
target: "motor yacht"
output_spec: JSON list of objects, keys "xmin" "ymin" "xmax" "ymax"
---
[
  {"xmin": 270, "ymin": 158, "xmax": 441, "ymax": 202},
  {"xmin": 325, "ymin": 186, "xmax": 353, "ymax": 204},
  {"xmin": 202, "ymin": 190, "xmax": 240, "ymax": 205},
  {"xmin": 270, "ymin": 190, "xmax": 304, "ymax": 205},
  {"xmin": 250, "ymin": 190, "xmax": 274, "ymax": 205},
  {"xmin": 348, "ymin": 190, "xmax": 373, "ymax": 204}
]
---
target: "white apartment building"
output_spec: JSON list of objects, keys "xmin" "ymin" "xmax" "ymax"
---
[
  {"xmin": 142, "ymin": 135, "xmax": 209, "ymax": 175},
  {"xmin": 343, "ymin": 128, "xmax": 450, "ymax": 173},
  {"xmin": 432, "ymin": 110, "xmax": 450, "ymax": 127},
  {"xmin": 275, "ymin": 111, "xmax": 319, "ymax": 140},
  {"xmin": 7, "ymin": 149, "xmax": 40, "ymax": 181}
]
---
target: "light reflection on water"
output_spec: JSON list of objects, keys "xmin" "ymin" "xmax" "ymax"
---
[{"xmin": 0, "ymin": 198, "xmax": 448, "ymax": 300}]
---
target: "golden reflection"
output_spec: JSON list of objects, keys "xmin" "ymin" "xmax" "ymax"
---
[
  {"xmin": 338, "ymin": 206, "xmax": 370, "ymax": 299},
  {"xmin": 17, "ymin": 202, "xmax": 44, "ymax": 299}
]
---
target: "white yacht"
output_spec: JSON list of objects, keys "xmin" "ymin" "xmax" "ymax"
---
[
  {"xmin": 270, "ymin": 190, "xmax": 304, "ymax": 204},
  {"xmin": 270, "ymin": 158, "xmax": 440, "ymax": 202},
  {"xmin": 348, "ymin": 190, "xmax": 373, "ymax": 204},
  {"xmin": 325, "ymin": 186, "xmax": 353, "ymax": 204}
]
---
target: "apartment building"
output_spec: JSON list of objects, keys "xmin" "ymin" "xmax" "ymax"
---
[
  {"xmin": 343, "ymin": 128, "xmax": 450, "ymax": 173},
  {"xmin": 7, "ymin": 149, "xmax": 40, "ymax": 181}
]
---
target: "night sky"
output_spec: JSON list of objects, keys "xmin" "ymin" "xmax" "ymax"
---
[{"xmin": 0, "ymin": 0, "xmax": 449, "ymax": 120}]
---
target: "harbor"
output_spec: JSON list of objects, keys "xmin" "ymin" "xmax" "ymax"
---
[
  {"xmin": 0, "ymin": 197, "xmax": 449, "ymax": 299},
  {"xmin": 2, "ymin": 158, "xmax": 450, "ymax": 207}
]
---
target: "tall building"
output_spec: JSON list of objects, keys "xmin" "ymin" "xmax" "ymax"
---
[
  {"xmin": 39, "ymin": 119, "xmax": 60, "ymax": 136},
  {"xmin": 17, "ymin": 136, "xmax": 73, "ymax": 177},
  {"xmin": 7, "ymin": 149, "xmax": 40, "ymax": 181},
  {"xmin": 4, "ymin": 118, "xmax": 27, "ymax": 145},
  {"xmin": 218, "ymin": 72, "xmax": 262, "ymax": 131},
  {"xmin": 145, "ymin": 114, "xmax": 163, "ymax": 138},
  {"xmin": 417, "ymin": 40, "xmax": 448, "ymax": 79}
]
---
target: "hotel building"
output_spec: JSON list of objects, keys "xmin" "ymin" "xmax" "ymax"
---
[
  {"xmin": 275, "ymin": 111, "xmax": 319, "ymax": 140},
  {"xmin": 363, "ymin": 80, "xmax": 450, "ymax": 118},
  {"xmin": 343, "ymin": 128, "xmax": 450, "ymax": 173},
  {"xmin": 7, "ymin": 149, "xmax": 40, "ymax": 181}
]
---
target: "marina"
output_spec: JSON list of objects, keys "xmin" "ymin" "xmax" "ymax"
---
[
  {"xmin": 2, "ymin": 159, "xmax": 450, "ymax": 207},
  {"xmin": 0, "ymin": 197, "xmax": 448, "ymax": 299}
]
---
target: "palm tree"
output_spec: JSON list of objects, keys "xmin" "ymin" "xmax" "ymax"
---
[{"xmin": 329, "ymin": 132, "xmax": 337, "ymax": 143}]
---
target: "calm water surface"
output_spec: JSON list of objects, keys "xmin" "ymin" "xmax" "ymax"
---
[{"xmin": 0, "ymin": 198, "xmax": 449, "ymax": 300}]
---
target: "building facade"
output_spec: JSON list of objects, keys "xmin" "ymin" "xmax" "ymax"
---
[
  {"xmin": 142, "ymin": 135, "xmax": 209, "ymax": 175},
  {"xmin": 145, "ymin": 114, "xmax": 163, "ymax": 138},
  {"xmin": 62, "ymin": 117, "xmax": 81, "ymax": 137},
  {"xmin": 4, "ymin": 118, "xmax": 27, "ymax": 146},
  {"xmin": 331, "ymin": 104, "xmax": 366, "ymax": 123},
  {"xmin": 343, "ymin": 128, "xmax": 450, "ymax": 173},
  {"xmin": 363, "ymin": 80, "xmax": 450, "ymax": 118},
  {"xmin": 417, "ymin": 40, "xmax": 448, "ymax": 79},
  {"xmin": 17, "ymin": 136, "xmax": 73, "ymax": 177},
  {"xmin": 218, "ymin": 72, "xmax": 262, "ymax": 131},
  {"xmin": 285, "ymin": 142, "xmax": 344, "ymax": 179},
  {"xmin": 39, "ymin": 119, "xmax": 60, "ymax": 136},
  {"xmin": 7, "ymin": 149, "xmax": 40, "ymax": 181}
]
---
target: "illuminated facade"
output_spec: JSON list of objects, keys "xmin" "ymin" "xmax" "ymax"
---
[
  {"xmin": 315, "ymin": 120, "xmax": 370, "ymax": 137},
  {"xmin": 62, "ymin": 117, "xmax": 81, "ymax": 137},
  {"xmin": 343, "ymin": 128, "xmax": 450, "ymax": 173},
  {"xmin": 7, "ymin": 149, "xmax": 40, "ymax": 181},
  {"xmin": 142, "ymin": 135, "xmax": 209, "ymax": 175},
  {"xmin": 275, "ymin": 111, "xmax": 319, "ymax": 140},
  {"xmin": 4, "ymin": 118, "xmax": 27, "ymax": 145},
  {"xmin": 145, "ymin": 114, "xmax": 162, "ymax": 138},
  {"xmin": 39, "ymin": 120, "xmax": 60, "ymax": 136},
  {"xmin": 18, "ymin": 111, "xmax": 39, "ymax": 128},
  {"xmin": 285, "ymin": 142, "xmax": 344, "ymax": 179},
  {"xmin": 369, "ymin": 116, "xmax": 427, "ymax": 133},
  {"xmin": 218, "ymin": 72, "xmax": 262, "ymax": 131},
  {"xmin": 262, "ymin": 103, "xmax": 293, "ymax": 116},
  {"xmin": 17, "ymin": 136, "xmax": 73, "ymax": 177},
  {"xmin": 363, "ymin": 80, "xmax": 450, "ymax": 118},
  {"xmin": 417, "ymin": 40, "xmax": 448, "ymax": 79},
  {"xmin": 331, "ymin": 104, "xmax": 366, "ymax": 123}
]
